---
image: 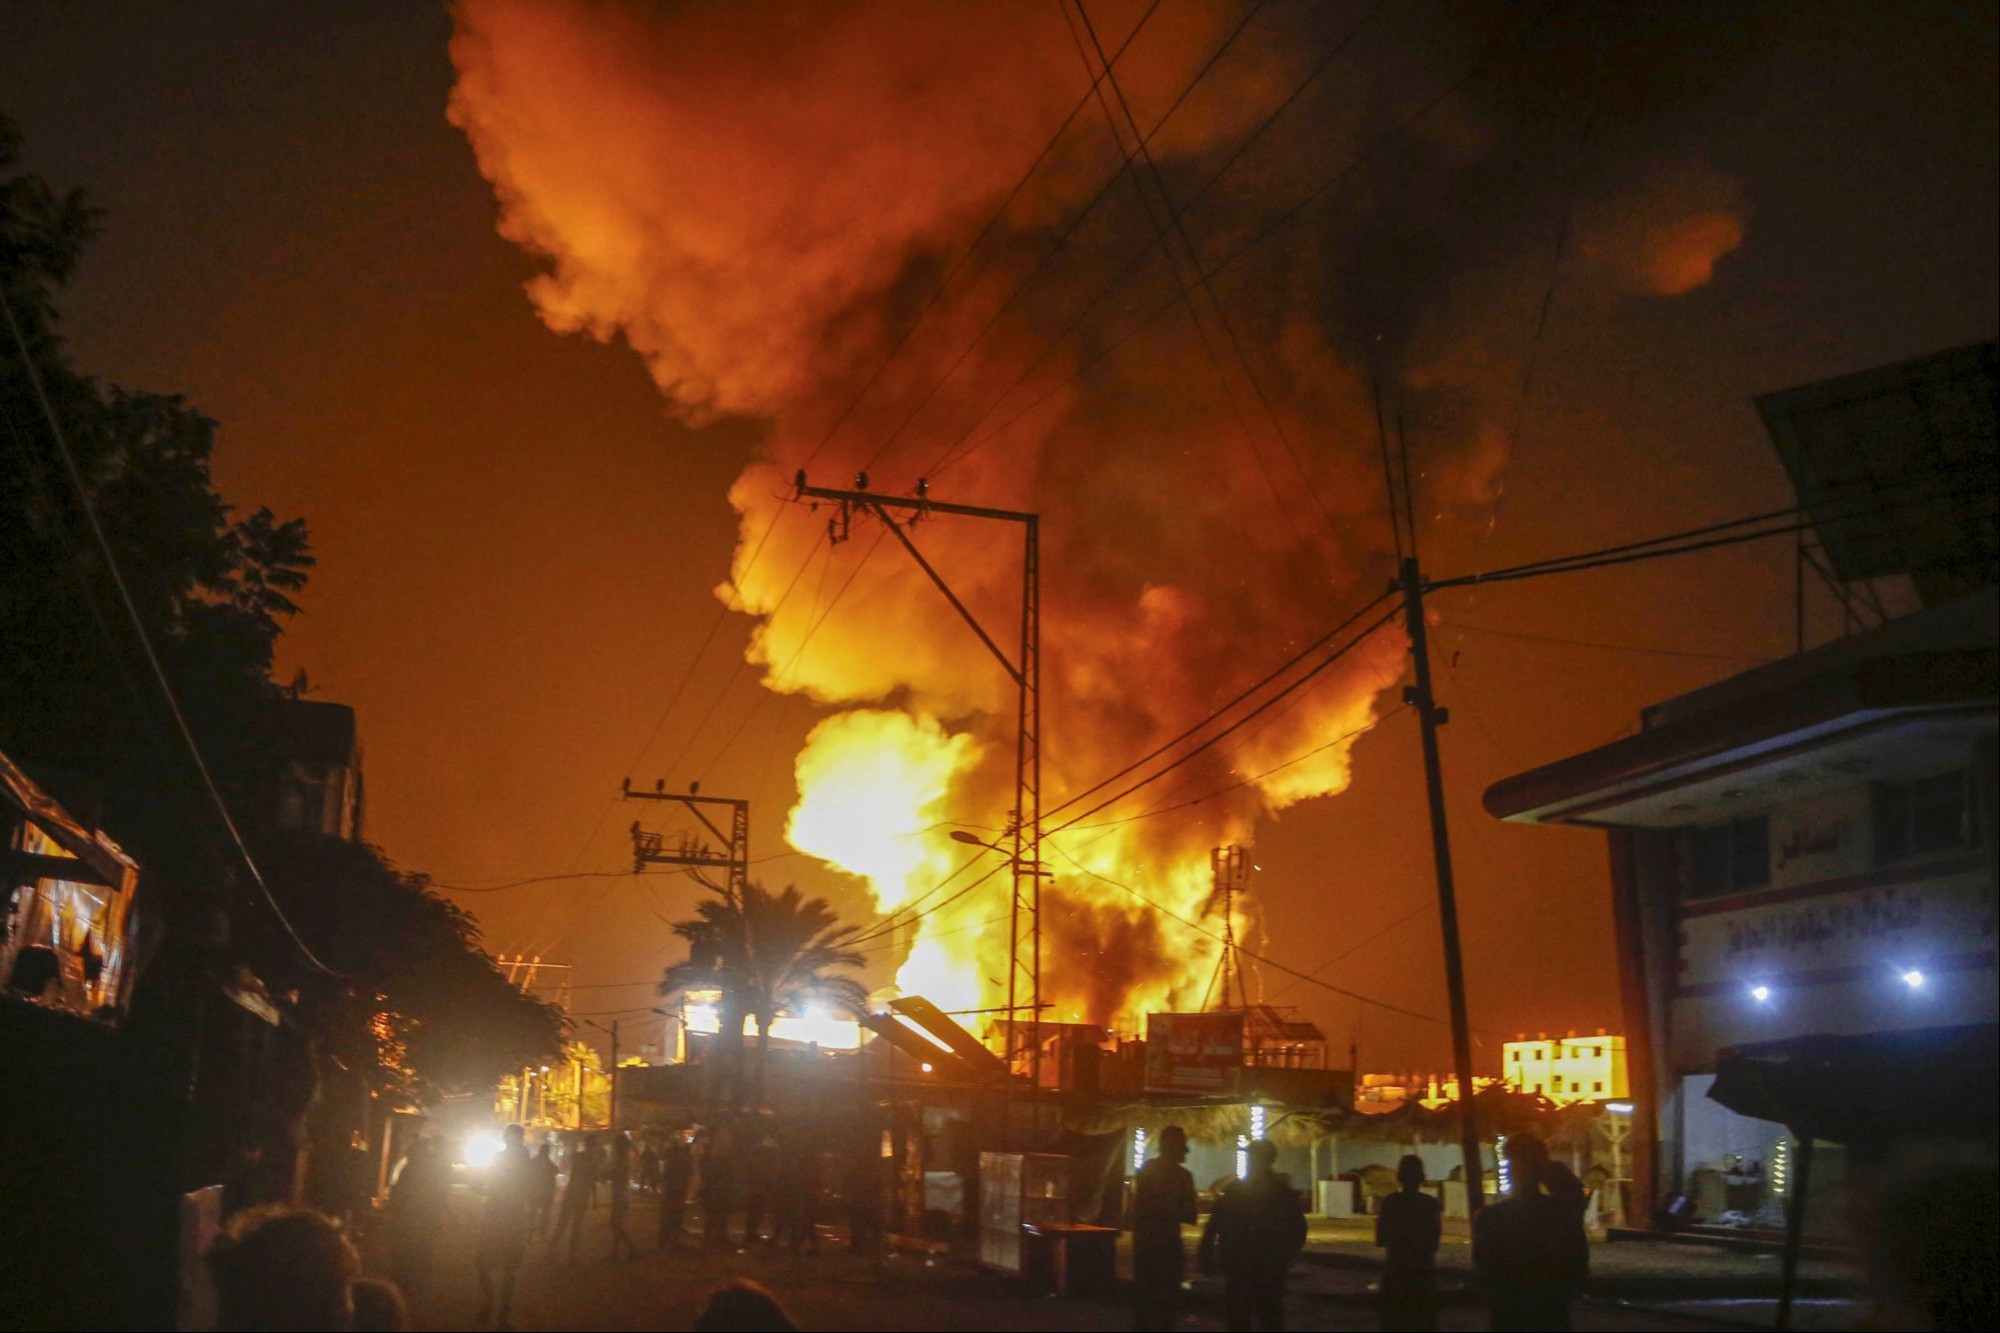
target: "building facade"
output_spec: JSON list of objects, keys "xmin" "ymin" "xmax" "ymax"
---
[
  {"xmin": 1502, "ymin": 1033, "xmax": 1629, "ymax": 1105},
  {"xmin": 1490, "ymin": 591, "xmax": 1996, "ymax": 1225},
  {"xmin": 1485, "ymin": 345, "xmax": 1997, "ymax": 1234}
]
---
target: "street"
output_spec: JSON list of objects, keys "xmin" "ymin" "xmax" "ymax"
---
[{"xmin": 378, "ymin": 1191, "xmax": 1746, "ymax": 1333}]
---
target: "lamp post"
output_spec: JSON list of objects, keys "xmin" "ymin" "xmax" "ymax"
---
[{"xmin": 948, "ymin": 829, "xmax": 1052, "ymax": 1142}]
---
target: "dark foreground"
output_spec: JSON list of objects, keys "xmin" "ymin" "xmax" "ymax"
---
[{"xmin": 367, "ymin": 1189, "xmax": 1794, "ymax": 1332}]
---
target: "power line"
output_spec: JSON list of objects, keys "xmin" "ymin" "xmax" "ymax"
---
[
  {"xmin": 1264, "ymin": 899, "xmax": 1435, "ymax": 1002},
  {"xmin": 857, "ymin": 0, "xmax": 1243, "ymax": 478},
  {"xmin": 1047, "ymin": 589, "xmax": 1393, "ymax": 820},
  {"xmin": 435, "ymin": 851, "xmax": 803, "ymax": 897},
  {"xmin": 1058, "ymin": 0, "xmax": 1320, "ymax": 546},
  {"xmin": 1427, "ymin": 463, "xmax": 1982, "ymax": 593},
  {"xmin": 1059, "ymin": 705, "xmax": 1406, "ymax": 834},
  {"xmin": 813, "ymin": 0, "xmax": 1171, "ymax": 475},
  {"xmin": 2, "ymin": 292, "xmax": 336, "ymax": 975},
  {"xmin": 1439, "ymin": 620, "xmax": 1773, "ymax": 664},
  {"xmin": 1045, "ymin": 843, "xmax": 1455, "ymax": 1027},
  {"xmin": 932, "ymin": 2, "xmax": 1524, "ymax": 481},
  {"xmin": 1048, "ymin": 600, "xmax": 1403, "ymax": 835}
]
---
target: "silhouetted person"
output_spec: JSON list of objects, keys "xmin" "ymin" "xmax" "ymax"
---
[
  {"xmin": 778, "ymin": 1136, "xmax": 825, "ymax": 1254},
  {"xmin": 387, "ymin": 1137, "xmax": 449, "ymax": 1300},
  {"xmin": 553, "ymin": 1141, "xmax": 599, "ymax": 1264},
  {"xmin": 693, "ymin": 1278, "xmax": 799, "ymax": 1332},
  {"xmin": 1473, "ymin": 1134, "xmax": 1589, "ymax": 1332},
  {"xmin": 205, "ymin": 1204, "xmax": 359, "ymax": 1333},
  {"xmin": 350, "ymin": 1277, "xmax": 408, "ymax": 1332},
  {"xmin": 844, "ymin": 1147, "xmax": 884, "ymax": 1255},
  {"xmin": 475, "ymin": 1124, "xmax": 532, "ymax": 1328},
  {"xmin": 1199, "ymin": 1139, "xmax": 1306, "ymax": 1331},
  {"xmin": 742, "ymin": 1133, "xmax": 781, "ymax": 1246},
  {"xmin": 1863, "ymin": 1158, "xmax": 1998, "ymax": 1331},
  {"xmin": 659, "ymin": 1131, "xmax": 695, "ymax": 1247},
  {"xmin": 700, "ymin": 1131, "xmax": 739, "ymax": 1249},
  {"xmin": 525, "ymin": 1142, "xmax": 558, "ymax": 1237},
  {"xmin": 607, "ymin": 1134, "xmax": 639, "ymax": 1262},
  {"xmin": 1132, "ymin": 1124, "xmax": 1199, "ymax": 1331},
  {"xmin": 1376, "ymin": 1155, "xmax": 1443, "ymax": 1331}
]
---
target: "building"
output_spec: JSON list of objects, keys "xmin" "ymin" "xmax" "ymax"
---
[
  {"xmin": 1483, "ymin": 344, "xmax": 1998, "ymax": 1236},
  {"xmin": 2, "ymin": 750, "xmax": 142, "ymax": 1020},
  {"xmin": 1503, "ymin": 1033, "xmax": 1629, "ymax": 1105},
  {"xmin": 271, "ymin": 697, "xmax": 364, "ymax": 840}
]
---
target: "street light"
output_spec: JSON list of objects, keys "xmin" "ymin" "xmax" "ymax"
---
[{"xmin": 950, "ymin": 828, "xmax": 1053, "ymax": 874}]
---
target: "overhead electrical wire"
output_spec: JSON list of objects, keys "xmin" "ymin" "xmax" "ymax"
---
[
  {"xmin": 2, "ymin": 294, "xmax": 337, "ymax": 975},
  {"xmin": 856, "ymin": 0, "xmax": 1255, "ymax": 478},
  {"xmin": 1069, "ymin": 0, "xmax": 1351, "ymax": 542},
  {"xmin": 805, "ymin": 0, "xmax": 1177, "ymax": 474},
  {"xmin": 1045, "ymin": 588, "xmax": 1394, "ymax": 820},
  {"xmin": 925, "ymin": 0, "xmax": 1391, "ymax": 483},
  {"xmin": 1440, "ymin": 620, "xmax": 1773, "ymax": 664},
  {"xmin": 1058, "ymin": 704, "xmax": 1407, "ymax": 835},
  {"xmin": 935, "ymin": 6, "xmax": 1554, "ymax": 485},
  {"xmin": 1047, "ymin": 599, "xmax": 1403, "ymax": 835},
  {"xmin": 1044, "ymin": 843, "xmax": 1456, "ymax": 1027}
]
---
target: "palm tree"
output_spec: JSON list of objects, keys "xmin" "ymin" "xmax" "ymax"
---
[{"xmin": 658, "ymin": 880, "xmax": 868, "ymax": 1109}]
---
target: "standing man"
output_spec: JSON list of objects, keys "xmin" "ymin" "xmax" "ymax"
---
[
  {"xmin": 606, "ymin": 1134, "xmax": 639, "ymax": 1262},
  {"xmin": 551, "ymin": 1139, "xmax": 599, "ymax": 1265},
  {"xmin": 1198, "ymin": 1138, "xmax": 1306, "ymax": 1331},
  {"xmin": 658, "ymin": 1128, "xmax": 695, "ymax": 1248},
  {"xmin": 1131, "ymin": 1125, "xmax": 1199, "ymax": 1331},
  {"xmin": 474, "ymin": 1125, "xmax": 532, "ymax": 1329},
  {"xmin": 1473, "ymin": 1133, "xmax": 1590, "ymax": 1331},
  {"xmin": 1376, "ymin": 1154, "xmax": 1443, "ymax": 1331}
]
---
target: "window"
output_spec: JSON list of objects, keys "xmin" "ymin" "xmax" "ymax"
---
[
  {"xmin": 1874, "ymin": 770, "xmax": 1971, "ymax": 863},
  {"xmin": 1688, "ymin": 815, "xmax": 1770, "ymax": 899},
  {"xmin": 1594, "ymin": 1081, "xmax": 1605, "ymax": 1093}
]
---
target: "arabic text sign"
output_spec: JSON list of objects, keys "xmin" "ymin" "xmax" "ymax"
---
[
  {"xmin": 1144, "ymin": 1012, "xmax": 1244, "ymax": 1094},
  {"xmin": 1681, "ymin": 866, "xmax": 1988, "ymax": 987}
]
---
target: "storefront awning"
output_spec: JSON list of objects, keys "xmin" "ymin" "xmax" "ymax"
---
[{"xmin": 1708, "ymin": 1022, "xmax": 1999, "ymax": 1148}]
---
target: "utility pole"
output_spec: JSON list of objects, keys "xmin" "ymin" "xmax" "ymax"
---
[
  {"xmin": 796, "ymin": 472, "xmax": 1044, "ymax": 1141},
  {"xmin": 1208, "ymin": 845, "xmax": 1250, "ymax": 1011},
  {"xmin": 623, "ymin": 783, "xmax": 750, "ymax": 901},
  {"xmin": 1399, "ymin": 555, "xmax": 1485, "ymax": 1211},
  {"xmin": 609, "ymin": 1019, "xmax": 621, "ymax": 1131}
]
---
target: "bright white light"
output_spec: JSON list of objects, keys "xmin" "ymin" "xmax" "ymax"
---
[
  {"xmin": 920, "ymin": 1062, "xmax": 934, "ymax": 1073},
  {"xmin": 1901, "ymin": 969, "xmax": 1925, "ymax": 989},
  {"xmin": 1235, "ymin": 1134, "xmax": 1249, "ymax": 1180},
  {"xmin": 463, "ymin": 1133, "xmax": 504, "ymax": 1169},
  {"xmin": 1606, "ymin": 1102, "xmax": 1634, "ymax": 1115},
  {"xmin": 1132, "ymin": 1127, "xmax": 1148, "ymax": 1173},
  {"xmin": 1750, "ymin": 985, "xmax": 1772, "ymax": 1003},
  {"xmin": 1249, "ymin": 1104, "xmax": 1267, "ymax": 1140}
]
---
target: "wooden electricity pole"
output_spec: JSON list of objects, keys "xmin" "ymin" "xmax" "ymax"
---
[{"xmin": 1400, "ymin": 556, "xmax": 1486, "ymax": 1212}]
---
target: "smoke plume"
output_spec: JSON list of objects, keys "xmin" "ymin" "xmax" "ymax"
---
[{"xmin": 450, "ymin": 0, "xmax": 1748, "ymax": 1030}]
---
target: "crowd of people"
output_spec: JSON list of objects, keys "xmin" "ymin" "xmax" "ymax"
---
[
  {"xmin": 373, "ymin": 1116, "xmax": 863, "ymax": 1328},
  {"xmin": 1129, "ymin": 1125, "xmax": 1589, "ymax": 1333},
  {"xmin": 207, "ymin": 1117, "xmax": 1594, "ymax": 1333}
]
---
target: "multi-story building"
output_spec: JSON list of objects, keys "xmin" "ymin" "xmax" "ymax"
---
[
  {"xmin": 1483, "ymin": 344, "xmax": 1997, "ymax": 1239},
  {"xmin": 271, "ymin": 697, "xmax": 364, "ymax": 841},
  {"xmin": 1502, "ymin": 1033, "xmax": 1629, "ymax": 1105}
]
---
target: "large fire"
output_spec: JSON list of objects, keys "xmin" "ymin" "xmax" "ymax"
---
[{"xmin": 450, "ymin": 0, "xmax": 1748, "ymax": 1038}]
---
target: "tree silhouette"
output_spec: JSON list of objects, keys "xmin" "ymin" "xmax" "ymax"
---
[{"xmin": 659, "ymin": 879, "xmax": 868, "ymax": 1109}]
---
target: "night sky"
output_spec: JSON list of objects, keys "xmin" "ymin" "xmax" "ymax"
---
[{"xmin": 4, "ymin": 1, "xmax": 1994, "ymax": 1067}]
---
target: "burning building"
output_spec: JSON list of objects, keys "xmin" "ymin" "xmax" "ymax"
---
[{"xmin": 448, "ymin": 0, "xmax": 1753, "ymax": 1039}]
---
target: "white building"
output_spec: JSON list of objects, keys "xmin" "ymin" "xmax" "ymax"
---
[{"xmin": 1503, "ymin": 1033, "xmax": 1629, "ymax": 1105}]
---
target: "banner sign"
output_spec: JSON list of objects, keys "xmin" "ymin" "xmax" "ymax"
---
[{"xmin": 1145, "ymin": 1011, "xmax": 1244, "ymax": 1094}]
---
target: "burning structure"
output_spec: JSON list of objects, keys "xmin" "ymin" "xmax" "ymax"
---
[{"xmin": 449, "ymin": 0, "xmax": 1752, "ymax": 1041}]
